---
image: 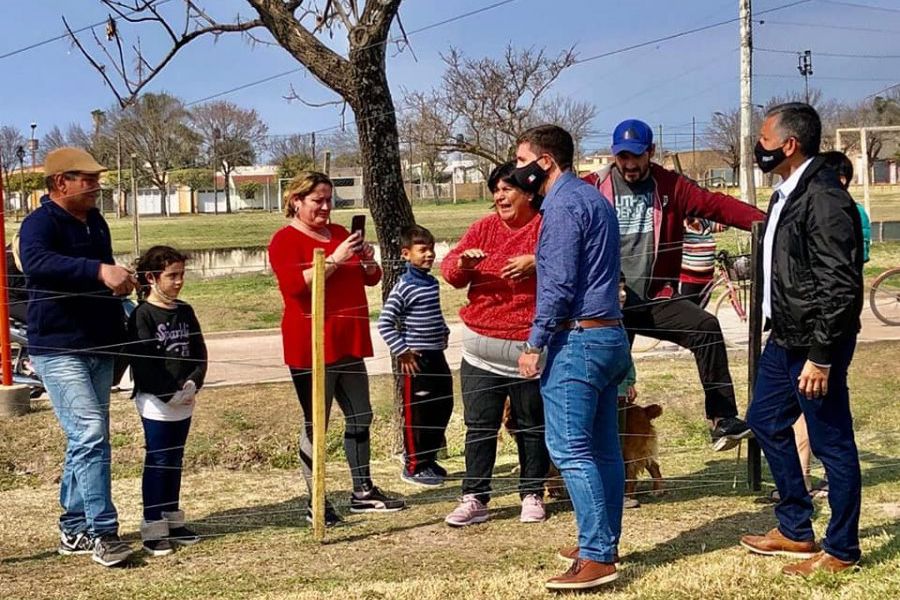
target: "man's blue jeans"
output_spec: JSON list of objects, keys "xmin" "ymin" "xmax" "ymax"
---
[
  {"xmin": 541, "ymin": 326, "xmax": 631, "ymax": 563},
  {"xmin": 747, "ymin": 337, "xmax": 861, "ymax": 562},
  {"xmin": 32, "ymin": 354, "xmax": 118, "ymax": 538}
]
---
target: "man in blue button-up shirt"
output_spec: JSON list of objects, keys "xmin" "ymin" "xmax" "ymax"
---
[{"xmin": 515, "ymin": 125, "xmax": 631, "ymax": 592}]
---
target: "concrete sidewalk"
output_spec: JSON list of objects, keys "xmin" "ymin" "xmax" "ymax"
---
[{"xmin": 186, "ymin": 305, "xmax": 900, "ymax": 389}]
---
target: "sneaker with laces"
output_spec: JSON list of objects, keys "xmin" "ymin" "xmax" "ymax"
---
[
  {"xmin": 711, "ymin": 416, "xmax": 753, "ymax": 451},
  {"xmin": 142, "ymin": 538, "xmax": 175, "ymax": 557},
  {"xmin": 401, "ymin": 468, "xmax": 443, "ymax": 487},
  {"xmin": 349, "ymin": 485, "xmax": 406, "ymax": 513},
  {"xmin": 58, "ymin": 530, "xmax": 93, "ymax": 555},
  {"xmin": 520, "ymin": 494, "xmax": 546, "ymax": 523},
  {"xmin": 545, "ymin": 558, "xmax": 618, "ymax": 590},
  {"xmin": 430, "ymin": 462, "xmax": 448, "ymax": 478},
  {"xmin": 305, "ymin": 501, "xmax": 344, "ymax": 526},
  {"xmin": 445, "ymin": 494, "xmax": 489, "ymax": 527},
  {"xmin": 91, "ymin": 533, "xmax": 134, "ymax": 567},
  {"xmin": 169, "ymin": 526, "xmax": 201, "ymax": 546}
]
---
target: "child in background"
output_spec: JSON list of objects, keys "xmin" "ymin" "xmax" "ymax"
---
[
  {"xmin": 129, "ymin": 246, "xmax": 208, "ymax": 555},
  {"xmin": 377, "ymin": 225, "xmax": 453, "ymax": 486},
  {"xmin": 680, "ymin": 217, "xmax": 727, "ymax": 307}
]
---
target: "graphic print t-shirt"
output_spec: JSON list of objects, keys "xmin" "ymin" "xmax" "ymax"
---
[
  {"xmin": 612, "ymin": 168, "xmax": 656, "ymax": 299},
  {"xmin": 128, "ymin": 300, "xmax": 207, "ymax": 421}
]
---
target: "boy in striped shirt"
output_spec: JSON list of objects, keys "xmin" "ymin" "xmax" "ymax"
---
[{"xmin": 378, "ymin": 225, "xmax": 453, "ymax": 486}]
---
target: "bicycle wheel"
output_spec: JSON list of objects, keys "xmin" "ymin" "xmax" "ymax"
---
[
  {"xmin": 712, "ymin": 281, "xmax": 751, "ymax": 349},
  {"xmin": 870, "ymin": 268, "xmax": 900, "ymax": 326}
]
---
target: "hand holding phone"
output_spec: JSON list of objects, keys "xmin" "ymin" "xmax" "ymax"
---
[{"xmin": 351, "ymin": 215, "xmax": 366, "ymax": 240}]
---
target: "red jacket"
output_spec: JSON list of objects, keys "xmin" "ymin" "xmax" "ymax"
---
[{"xmin": 583, "ymin": 164, "xmax": 765, "ymax": 298}]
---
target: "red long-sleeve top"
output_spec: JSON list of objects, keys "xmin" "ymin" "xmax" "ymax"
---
[
  {"xmin": 441, "ymin": 213, "xmax": 541, "ymax": 342},
  {"xmin": 268, "ymin": 224, "xmax": 380, "ymax": 369}
]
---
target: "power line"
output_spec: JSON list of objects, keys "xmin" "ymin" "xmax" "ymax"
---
[
  {"xmin": 0, "ymin": 0, "xmax": 173, "ymax": 61},
  {"xmin": 760, "ymin": 19, "xmax": 900, "ymax": 34},
  {"xmin": 182, "ymin": 0, "xmax": 521, "ymax": 107},
  {"xmin": 757, "ymin": 47, "xmax": 900, "ymax": 59},
  {"xmin": 815, "ymin": 0, "xmax": 900, "ymax": 14},
  {"xmin": 756, "ymin": 73, "xmax": 896, "ymax": 82},
  {"xmin": 573, "ymin": 0, "xmax": 811, "ymax": 67}
]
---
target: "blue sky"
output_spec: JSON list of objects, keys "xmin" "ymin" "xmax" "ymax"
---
[{"xmin": 1, "ymin": 0, "xmax": 898, "ymax": 154}]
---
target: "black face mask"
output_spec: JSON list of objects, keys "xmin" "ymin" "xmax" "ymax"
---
[
  {"xmin": 754, "ymin": 140, "xmax": 787, "ymax": 174},
  {"xmin": 510, "ymin": 160, "xmax": 548, "ymax": 194}
]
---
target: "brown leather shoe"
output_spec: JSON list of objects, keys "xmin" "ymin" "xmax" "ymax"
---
[
  {"xmin": 740, "ymin": 528, "xmax": 819, "ymax": 558},
  {"xmin": 557, "ymin": 546, "xmax": 619, "ymax": 565},
  {"xmin": 782, "ymin": 551, "xmax": 858, "ymax": 576},
  {"xmin": 545, "ymin": 558, "xmax": 618, "ymax": 591}
]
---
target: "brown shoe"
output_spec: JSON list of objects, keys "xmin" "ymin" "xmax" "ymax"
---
[
  {"xmin": 740, "ymin": 528, "xmax": 819, "ymax": 558},
  {"xmin": 782, "ymin": 551, "xmax": 858, "ymax": 576},
  {"xmin": 545, "ymin": 558, "xmax": 618, "ymax": 591},
  {"xmin": 556, "ymin": 546, "xmax": 620, "ymax": 566}
]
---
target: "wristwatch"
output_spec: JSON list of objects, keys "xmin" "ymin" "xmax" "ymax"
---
[{"xmin": 522, "ymin": 341, "xmax": 543, "ymax": 355}]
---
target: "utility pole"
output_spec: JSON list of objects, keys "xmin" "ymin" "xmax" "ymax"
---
[
  {"xmin": 29, "ymin": 122, "xmax": 37, "ymax": 170},
  {"xmin": 116, "ymin": 135, "xmax": 122, "ymax": 218},
  {"xmin": 691, "ymin": 116, "xmax": 697, "ymax": 179},
  {"xmin": 16, "ymin": 146, "xmax": 26, "ymax": 215},
  {"xmin": 212, "ymin": 127, "xmax": 220, "ymax": 215},
  {"xmin": 131, "ymin": 153, "xmax": 140, "ymax": 257},
  {"xmin": 657, "ymin": 124, "xmax": 663, "ymax": 159},
  {"xmin": 739, "ymin": 0, "xmax": 758, "ymax": 206},
  {"xmin": 311, "ymin": 132, "xmax": 317, "ymax": 167},
  {"xmin": 797, "ymin": 50, "xmax": 813, "ymax": 104}
]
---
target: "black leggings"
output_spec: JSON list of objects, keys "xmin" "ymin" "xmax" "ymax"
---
[{"xmin": 290, "ymin": 357, "xmax": 373, "ymax": 493}]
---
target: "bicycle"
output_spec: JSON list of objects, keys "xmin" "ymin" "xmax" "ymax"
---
[
  {"xmin": 631, "ymin": 250, "xmax": 752, "ymax": 352},
  {"xmin": 870, "ymin": 266, "xmax": 900, "ymax": 326}
]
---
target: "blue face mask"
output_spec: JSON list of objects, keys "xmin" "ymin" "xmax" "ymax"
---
[{"xmin": 510, "ymin": 160, "xmax": 547, "ymax": 194}]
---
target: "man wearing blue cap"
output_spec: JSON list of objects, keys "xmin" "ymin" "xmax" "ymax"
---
[{"xmin": 585, "ymin": 119, "xmax": 765, "ymax": 451}]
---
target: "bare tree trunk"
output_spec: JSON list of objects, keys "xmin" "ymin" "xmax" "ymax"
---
[
  {"xmin": 348, "ymin": 44, "xmax": 415, "ymax": 455},
  {"xmin": 224, "ymin": 168, "xmax": 233, "ymax": 214}
]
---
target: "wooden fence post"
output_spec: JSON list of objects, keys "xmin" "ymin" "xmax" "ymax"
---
[
  {"xmin": 311, "ymin": 248, "xmax": 327, "ymax": 540},
  {"xmin": 747, "ymin": 221, "xmax": 764, "ymax": 490}
]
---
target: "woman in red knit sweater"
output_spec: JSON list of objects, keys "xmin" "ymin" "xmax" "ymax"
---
[
  {"xmin": 441, "ymin": 162, "xmax": 550, "ymax": 527},
  {"xmin": 268, "ymin": 171, "xmax": 404, "ymax": 526}
]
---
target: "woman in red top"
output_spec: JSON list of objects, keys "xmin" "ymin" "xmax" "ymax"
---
[
  {"xmin": 441, "ymin": 162, "xmax": 550, "ymax": 527},
  {"xmin": 268, "ymin": 171, "xmax": 404, "ymax": 525}
]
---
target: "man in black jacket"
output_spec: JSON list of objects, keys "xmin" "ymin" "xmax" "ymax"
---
[{"xmin": 739, "ymin": 103, "xmax": 863, "ymax": 576}]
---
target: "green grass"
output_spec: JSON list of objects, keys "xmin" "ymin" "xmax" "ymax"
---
[
  {"xmin": 6, "ymin": 186, "xmax": 897, "ymax": 255},
  {"xmin": 1, "ymin": 343, "xmax": 898, "ymax": 599},
  {"xmin": 4, "ymin": 200, "xmax": 496, "ymax": 254}
]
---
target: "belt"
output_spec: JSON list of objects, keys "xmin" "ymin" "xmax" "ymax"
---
[{"xmin": 556, "ymin": 318, "xmax": 622, "ymax": 331}]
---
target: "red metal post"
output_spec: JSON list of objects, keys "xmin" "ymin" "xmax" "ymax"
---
[{"xmin": 0, "ymin": 153, "xmax": 13, "ymax": 386}]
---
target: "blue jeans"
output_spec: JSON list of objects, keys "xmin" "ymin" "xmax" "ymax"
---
[
  {"xmin": 32, "ymin": 354, "xmax": 118, "ymax": 537},
  {"xmin": 747, "ymin": 337, "xmax": 861, "ymax": 562},
  {"xmin": 541, "ymin": 326, "xmax": 631, "ymax": 563},
  {"xmin": 141, "ymin": 417, "xmax": 191, "ymax": 521}
]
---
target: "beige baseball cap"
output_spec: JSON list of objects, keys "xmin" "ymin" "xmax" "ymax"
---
[{"xmin": 44, "ymin": 147, "xmax": 107, "ymax": 176}]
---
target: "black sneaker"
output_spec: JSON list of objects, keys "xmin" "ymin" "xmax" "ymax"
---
[
  {"xmin": 401, "ymin": 468, "xmax": 443, "ymax": 487},
  {"xmin": 711, "ymin": 417, "xmax": 753, "ymax": 451},
  {"xmin": 430, "ymin": 462, "xmax": 448, "ymax": 478},
  {"xmin": 91, "ymin": 533, "xmax": 134, "ymax": 567},
  {"xmin": 349, "ymin": 485, "xmax": 406, "ymax": 513},
  {"xmin": 142, "ymin": 538, "xmax": 175, "ymax": 557},
  {"xmin": 169, "ymin": 526, "xmax": 201, "ymax": 546},
  {"xmin": 58, "ymin": 530, "xmax": 93, "ymax": 556},
  {"xmin": 305, "ymin": 501, "xmax": 343, "ymax": 527}
]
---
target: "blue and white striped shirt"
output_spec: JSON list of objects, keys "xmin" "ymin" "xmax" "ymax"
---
[{"xmin": 377, "ymin": 264, "xmax": 450, "ymax": 355}]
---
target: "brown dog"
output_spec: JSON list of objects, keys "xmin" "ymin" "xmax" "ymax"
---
[
  {"xmin": 621, "ymin": 402, "xmax": 664, "ymax": 498},
  {"xmin": 502, "ymin": 399, "xmax": 664, "ymax": 500}
]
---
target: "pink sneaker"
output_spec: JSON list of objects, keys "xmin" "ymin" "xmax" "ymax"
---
[
  {"xmin": 445, "ymin": 494, "xmax": 489, "ymax": 527},
  {"xmin": 520, "ymin": 493, "xmax": 546, "ymax": 523}
]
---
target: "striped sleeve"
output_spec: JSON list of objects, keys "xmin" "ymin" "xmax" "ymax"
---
[{"xmin": 377, "ymin": 282, "xmax": 410, "ymax": 355}]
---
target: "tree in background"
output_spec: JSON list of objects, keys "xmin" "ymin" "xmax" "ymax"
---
[
  {"xmin": 191, "ymin": 100, "xmax": 269, "ymax": 213},
  {"xmin": 69, "ymin": 0, "xmax": 413, "ymax": 294},
  {"xmin": 402, "ymin": 45, "xmax": 596, "ymax": 169},
  {"xmin": 107, "ymin": 92, "xmax": 201, "ymax": 216},
  {"xmin": 0, "ymin": 125, "xmax": 25, "ymax": 184},
  {"xmin": 40, "ymin": 123, "xmax": 95, "ymax": 162}
]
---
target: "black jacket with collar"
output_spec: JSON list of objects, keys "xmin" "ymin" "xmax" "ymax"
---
[{"xmin": 764, "ymin": 155, "xmax": 864, "ymax": 364}]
